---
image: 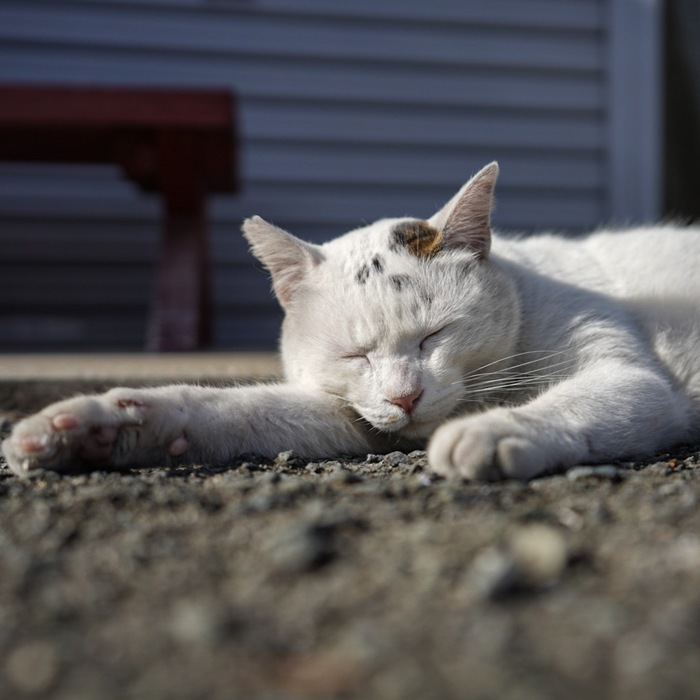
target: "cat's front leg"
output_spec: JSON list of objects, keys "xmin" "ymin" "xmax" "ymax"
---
[
  {"xmin": 2, "ymin": 383, "xmax": 380, "ymax": 477},
  {"xmin": 428, "ymin": 363, "xmax": 691, "ymax": 481}
]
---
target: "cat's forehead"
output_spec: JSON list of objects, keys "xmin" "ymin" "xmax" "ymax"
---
[
  {"xmin": 303, "ymin": 218, "xmax": 466, "ymax": 348},
  {"xmin": 328, "ymin": 218, "xmax": 441, "ymax": 256},
  {"xmin": 322, "ymin": 218, "xmax": 442, "ymax": 290}
]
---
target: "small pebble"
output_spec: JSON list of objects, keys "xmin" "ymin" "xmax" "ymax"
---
[
  {"xmin": 507, "ymin": 524, "xmax": 568, "ymax": 585},
  {"xmin": 5, "ymin": 641, "xmax": 60, "ymax": 693},
  {"xmin": 169, "ymin": 601, "xmax": 221, "ymax": 647},
  {"xmin": 239, "ymin": 461, "xmax": 264, "ymax": 472},
  {"xmin": 275, "ymin": 450, "xmax": 304, "ymax": 468},
  {"xmin": 468, "ymin": 547, "xmax": 519, "ymax": 599},
  {"xmin": 382, "ymin": 452, "xmax": 408, "ymax": 467},
  {"xmin": 467, "ymin": 524, "xmax": 568, "ymax": 599},
  {"xmin": 268, "ymin": 524, "xmax": 337, "ymax": 572},
  {"xmin": 417, "ymin": 473, "xmax": 434, "ymax": 487},
  {"xmin": 567, "ymin": 465, "xmax": 625, "ymax": 482}
]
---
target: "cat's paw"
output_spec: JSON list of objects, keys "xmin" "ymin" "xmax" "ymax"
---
[
  {"xmin": 427, "ymin": 411, "xmax": 545, "ymax": 481},
  {"xmin": 2, "ymin": 389, "xmax": 189, "ymax": 476}
]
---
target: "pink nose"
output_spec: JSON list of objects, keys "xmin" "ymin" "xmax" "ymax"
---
[{"xmin": 388, "ymin": 389, "xmax": 423, "ymax": 413}]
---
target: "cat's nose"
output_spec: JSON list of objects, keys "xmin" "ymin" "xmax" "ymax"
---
[{"xmin": 389, "ymin": 389, "xmax": 423, "ymax": 413}]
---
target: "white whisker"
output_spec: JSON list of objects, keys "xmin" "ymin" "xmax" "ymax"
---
[
  {"xmin": 462, "ymin": 376, "xmax": 569, "ymax": 396},
  {"xmin": 462, "ymin": 359, "xmax": 576, "ymax": 387},
  {"xmin": 461, "ymin": 363, "xmax": 576, "ymax": 391},
  {"xmin": 462, "ymin": 349, "xmax": 573, "ymax": 379},
  {"xmin": 447, "ymin": 349, "xmax": 578, "ymax": 411}
]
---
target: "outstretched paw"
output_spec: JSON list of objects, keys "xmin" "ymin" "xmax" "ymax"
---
[
  {"xmin": 2, "ymin": 390, "xmax": 189, "ymax": 477},
  {"xmin": 427, "ymin": 412, "xmax": 545, "ymax": 481}
]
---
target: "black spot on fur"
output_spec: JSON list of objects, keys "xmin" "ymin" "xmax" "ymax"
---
[
  {"xmin": 356, "ymin": 256, "xmax": 386, "ymax": 285},
  {"xmin": 390, "ymin": 275, "xmax": 410, "ymax": 292},
  {"xmin": 356, "ymin": 264, "xmax": 370, "ymax": 285}
]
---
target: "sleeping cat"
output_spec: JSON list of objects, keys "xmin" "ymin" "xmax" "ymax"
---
[{"xmin": 4, "ymin": 162, "xmax": 700, "ymax": 481}]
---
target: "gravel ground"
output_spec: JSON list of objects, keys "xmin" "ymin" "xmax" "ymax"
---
[{"xmin": 1, "ymin": 380, "xmax": 700, "ymax": 700}]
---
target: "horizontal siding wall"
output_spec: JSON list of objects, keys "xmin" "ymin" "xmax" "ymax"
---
[{"xmin": 0, "ymin": 0, "xmax": 606, "ymax": 350}]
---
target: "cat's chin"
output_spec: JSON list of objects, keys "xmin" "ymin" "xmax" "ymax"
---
[
  {"xmin": 366, "ymin": 416, "xmax": 411, "ymax": 434},
  {"xmin": 367, "ymin": 415, "xmax": 442, "ymax": 440},
  {"xmin": 397, "ymin": 418, "xmax": 443, "ymax": 441}
]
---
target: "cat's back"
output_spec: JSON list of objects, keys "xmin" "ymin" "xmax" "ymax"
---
[
  {"xmin": 495, "ymin": 225, "xmax": 700, "ymax": 300},
  {"xmin": 584, "ymin": 225, "xmax": 700, "ymax": 299},
  {"xmin": 502, "ymin": 225, "xmax": 700, "ymax": 402}
]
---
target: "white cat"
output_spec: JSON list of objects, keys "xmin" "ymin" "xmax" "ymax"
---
[{"xmin": 4, "ymin": 162, "xmax": 700, "ymax": 481}]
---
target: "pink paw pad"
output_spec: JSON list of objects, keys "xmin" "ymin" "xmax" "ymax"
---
[
  {"xmin": 18, "ymin": 435, "xmax": 49, "ymax": 454},
  {"xmin": 52, "ymin": 413, "xmax": 79, "ymax": 430},
  {"xmin": 168, "ymin": 434, "xmax": 189, "ymax": 457}
]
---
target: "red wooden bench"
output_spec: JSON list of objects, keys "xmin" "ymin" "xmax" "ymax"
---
[{"xmin": 0, "ymin": 84, "xmax": 239, "ymax": 351}]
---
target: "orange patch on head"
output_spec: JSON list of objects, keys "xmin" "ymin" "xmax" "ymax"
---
[{"xmin": 391, "ymin": 221, "xmax": 443, "ymax": 259}]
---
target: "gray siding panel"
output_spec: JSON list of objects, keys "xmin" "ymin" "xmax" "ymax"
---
[
  {"xmin": 608, "ymin": 0, "xmax": 663, "ymax": 223},
  {"xmin": 1, "ymin": 48, "xmax": 604, "ymax": 112},
  {"xmin": 0, "ymin": 3, "xmax": 603, "ymax": 71},
  {"xmin": 0, "ymin": 0, "xmax": 614, "ymax": 350},
  {"xmin": 74, "ymin": 0, "xmax": 603, "ymax": 30}
]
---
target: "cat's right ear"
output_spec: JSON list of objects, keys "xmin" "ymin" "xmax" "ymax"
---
[
  {"xmin": 242, "ymin": 216, "xmax": 324, "ymax": 309},
  {"xmin": 428, "ymin": 162, "xmax": 499, "ymax": 259}
]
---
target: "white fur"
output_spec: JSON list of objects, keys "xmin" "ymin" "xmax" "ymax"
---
[{"xmin": 4, "ymin": 163, "xmax": 700, "ymax": 480}]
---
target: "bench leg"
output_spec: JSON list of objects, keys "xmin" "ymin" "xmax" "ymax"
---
[{"xmin": 147, "ymin": 132, "xmax": 211, "ymax": 351}]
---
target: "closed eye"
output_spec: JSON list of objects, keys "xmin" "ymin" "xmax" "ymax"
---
[
  {"xmin": 420, "ymin": 327, "xmax": 446, "ymax": 350},
  {"xmin": 342, "ymin": 353, "xmax": 370, "ymax": 363}
]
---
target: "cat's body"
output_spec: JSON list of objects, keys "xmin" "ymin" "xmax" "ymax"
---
[{"xmin": 4, "ymin": 163, "xmax": 700, "ymax": 480}]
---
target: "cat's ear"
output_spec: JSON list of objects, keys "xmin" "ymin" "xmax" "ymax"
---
[
  {"xmin": 429, "ymin": 162, "xmax": 498, "ymax": 259},
  {"xmin": 242, "ymin": 216, "xmax": 323, "ymax": 308}
]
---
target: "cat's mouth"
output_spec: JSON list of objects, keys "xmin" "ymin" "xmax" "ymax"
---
[
  {"xmin": 356, "ymin": 391, "xmax": 456, "ymax": 437},
  {"xmin": 366, "ymin": 414, "xmax": 411, "ymax": 433},
  {"xmin": 363, "ymin": 410, "xmax": 442, "ymax": 439}
]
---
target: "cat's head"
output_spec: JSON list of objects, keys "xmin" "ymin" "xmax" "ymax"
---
[{"xmin": 242, "ymin": 162, "xmax": 520, "ymax": 439}]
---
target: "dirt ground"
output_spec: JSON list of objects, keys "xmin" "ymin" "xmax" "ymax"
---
[{"xmin": 1, "ymin": 378, "xmax": 700, "ymax": 700}]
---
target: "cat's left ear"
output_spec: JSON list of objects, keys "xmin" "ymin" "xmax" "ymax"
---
[
  {"xmin": 242, "ymin": 216, "xmax": 324, "ymax": 309},
  {"xmin": 429, "ymin": 162, "xmax": 498, "ymax": 259}
]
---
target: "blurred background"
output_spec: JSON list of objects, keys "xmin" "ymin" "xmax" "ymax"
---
[{"xmin": 0, "ymin": 0, "xmax": 696, "ymax": 352}]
